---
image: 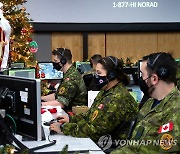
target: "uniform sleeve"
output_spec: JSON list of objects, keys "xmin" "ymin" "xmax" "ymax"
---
[
  {"xmin": 111, "ymin": 101, "xmax": 180, "ymax": 154},
  {"xmin": 56, "ymin": 79, "xmax": 78, "ymax": 106},
  {"xmin": 62, "ymin": 95, "xmax": 137, "ymax": 141},
  {"xmin": 69, "ymin": 113, "xmax": 86, "ymax": 123}
]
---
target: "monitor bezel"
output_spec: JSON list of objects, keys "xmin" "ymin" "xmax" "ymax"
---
[
  {"xmin": 0, "ymin": 75, "xmax": 42, "ymax": 141},
  {"xmin": 8, "ymin": 68, "xmax": 36, "ymax": 79},
  {"xmin": 10, "ymin": 62, "xmax": 25, "ymax": 69}
]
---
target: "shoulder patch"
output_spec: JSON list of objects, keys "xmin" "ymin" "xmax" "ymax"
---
[
  {"xmin": 59, "ymin": 87, "xmax": 66, "ymax": 94},
  {"xmin": 160, "ymin": 133, "xmax": 174, "ymax": 150},
  {"xmin": 91, "ymin": 110, "xmax": 99, "ymax": 121},
  {"xmin": 158, "ymin": 122, "xmax": 173, "ymax": 134},
  {"xmin": 98, "ymin": 104, "xmax": 104, "ymax": 110}
]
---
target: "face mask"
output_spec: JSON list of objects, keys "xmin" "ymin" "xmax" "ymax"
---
[
  {"xmin": 94, "ymin": 74, "xmax": 109, "ymax": 89},
  {"xmin": 139, "ymin": 76, "xmax": 152, "ymax": 96},
  {"xmin": 53, "ymin": 62, "xmax": 62, "ymax": 71}
]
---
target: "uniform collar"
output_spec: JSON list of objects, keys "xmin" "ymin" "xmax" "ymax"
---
[
  {"xmin": 63, "ymin": 65, "xmax": 75, "ymax": 79},
  {"xmin": 96, "ymin": 82, "xmax": 123, "ymax": 100},
  {"xmin": 151, "ymin": 87, "xmax": 178, "ymax": 113}
]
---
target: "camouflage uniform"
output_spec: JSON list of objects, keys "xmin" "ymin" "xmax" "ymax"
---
[
  {"xmin": 112, "ymin": 88, "xmax": 180, "ymax": 154},
  {"xmin": 61, "ymin": 82, "xmax": 138, "ymax": 142},
  {"xmin": 176, "ymin": 63, "xmax": 180, "ymax": 90},
  {"xmin": 55, "ymin": 65, "xmax": 87, "ymax": 111}
]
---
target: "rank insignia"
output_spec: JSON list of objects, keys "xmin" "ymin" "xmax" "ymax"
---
[
  {"xmin": 91, "ymin": 110, "xmax": 98, "ymax": 121},
  {"xmin": 59, "ymin": 87, "xmax": 66, "ymax": 94},
  {"xmin": 98, "ymin": 104, "xmax": 104, "ymax": 110},
  {"xmin": 160, "ymin": 133, "xmax": 174, "ymax": 150},
  {"xmin": 158, "ymin": 122, "xmax": 173, "ymax": 134}
]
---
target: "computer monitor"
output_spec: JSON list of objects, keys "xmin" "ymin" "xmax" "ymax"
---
[
  {"xmin": 0, "ymin": 75, "xmax": 42, "ymax": 141},
  {"xmin": 123, "ymin": 66, "xmax": 138, "ymax": 85},
  {"xmin": 8, "ymin": 68, "xmax": 36, "ymax": 79},
  {"xmin": 38, "ymin": 62, "xmax": 63, "ymax": 79},
  {"xmin": 76, "ymin": 61, "xmax": 92, "ymax": 74},
  {"xmin": 175, "ymin": 58, "xmax": 180, "ymax": 64}
]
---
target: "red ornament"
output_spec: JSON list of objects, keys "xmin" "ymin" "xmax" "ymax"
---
[
  {"xmin": 41, "ymin": 73, "xmax": 45, "ymax": 78},
  {"xmin": 36, "ymin": 73, "xmax": 40, "ymax": 78},
  {"xmin": 21, "ymin": 28, "xmax": 27, "ymax": 34},
  {"xmin": 27, "ymin": 38, "xmax": 32, "ymax": 42}
]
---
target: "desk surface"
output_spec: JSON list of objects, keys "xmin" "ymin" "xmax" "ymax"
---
[{"xmin": 15, "ymin": 107, "xmax": 104, "ymax": 153}]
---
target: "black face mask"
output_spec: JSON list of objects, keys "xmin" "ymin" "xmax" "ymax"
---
[
  {"xmin": 53, "ymin": 62, "xmax": 62, "ymax": 71},
  {"xmin": 138, "ymin": 76, "xmax": 151, "ymax": 96},
  {"xmin": 94, "ymin": 74, "xmax": 109, "ymax": 90}
]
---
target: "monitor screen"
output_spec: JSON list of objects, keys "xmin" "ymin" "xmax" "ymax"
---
[
  {"xmin": 10, "ymin": 62, "xmax": 25, "ymax": 69},
  {"xmin": 9, "ymin": 68, "xmax": 36, "ymax": 79},
  {"xmin": 175, "ymin": 59, "xmax": 180, "ymax": 64},
  {"xmin": 0, "ymin": 75, "xmax": 42, "ymax": 141},
  {"xmin": 76, "ymin": 62, "xmax": 92, "ymax": 74},
  {"xmin": 38, "ymin": 62, "xmax": 63, "ymax": 79}
]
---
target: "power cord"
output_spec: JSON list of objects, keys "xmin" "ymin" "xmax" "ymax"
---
[{"xmin": 29, "ymin": 134, "xmax": 56, "ymax": 151}]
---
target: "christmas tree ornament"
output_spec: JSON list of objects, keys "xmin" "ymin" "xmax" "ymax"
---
[{"xmin": 29, "ymin": 41, "xmax": 38, "ymax": 53}]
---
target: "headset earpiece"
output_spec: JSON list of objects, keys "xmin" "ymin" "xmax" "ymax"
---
[
  {"xmin": 156, "ymin": 67, "xmax": 169, "ymax": 79},
  {"xmin": 147, "ymin": 54, "xmax": 169, "ymax": 79},
  {"xmin": 60, "ymin": 57, "xmax": 67, "ymax": 65},
  {"xmin": 107, "ymin": 56, "xmax": 118, "ymax": 80},
  {"xmin": 59, "ymin": 48, "xmax": 67, "ymax": 65}
]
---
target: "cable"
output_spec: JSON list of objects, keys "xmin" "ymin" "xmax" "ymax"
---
[
  {"xmin": 5, "ymin": 114, "xmax": 17, "ymax": 133},
  {"xmin": 30, "ymin": 139, "xmax": 56, "ymax": 151}
]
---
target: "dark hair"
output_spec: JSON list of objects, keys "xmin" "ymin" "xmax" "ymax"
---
[
  {"xmin": 98, "ymin": 56, "xmax": 129, "ymax": 85},
  {"xmin": 90, "ymin": 54, "xmax": 102, "ymax": 65},
  {"xmin": 52, "ymin": 48, "xmax": 72, "ymax": 64},
  {"xmin": 142, "ymin": 52, "xmax": 177, "ymax": 83}
]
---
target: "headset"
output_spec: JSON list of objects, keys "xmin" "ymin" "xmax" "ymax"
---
[
  {"xmin": 147, "ymin": 54, "xmax": 169, "ymax": 79},
  {"xmin": 57, "ymin": 48, "xmax": 67, "ymax": 65},
  {"xmin": 107, "ymin": 56, "xmax": 118, "ymax": 80}
]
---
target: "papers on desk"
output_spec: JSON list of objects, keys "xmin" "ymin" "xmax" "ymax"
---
[
  {"xmin": 41, "ymin": 106, "xmax": 64, "ymax": 122},
  {"xmin": 88, "ymin": 91, "xmax": 99, "ymax": 108}
]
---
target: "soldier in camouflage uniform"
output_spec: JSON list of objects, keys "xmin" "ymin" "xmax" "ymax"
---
[
  {"xmin": 82, "ymin": 54, "xmax": 102, "ymax": 90},
  {"xmin": 42, "ymin": 48, "xmax": 87, "ymax": 111},
  {"xmin": 176, "ymin": 62, "xmax": 180, "ymax": 90},
  {"xmin": 50, "ymin": 56, "xmax": 138, "ymax": 150},
  {"xmin": 112, "ymin": 52, "xmax": 180, "ymax": 154}
]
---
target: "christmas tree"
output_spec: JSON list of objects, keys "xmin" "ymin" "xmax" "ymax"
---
[{"xmin": 2, "ymin": 0, "xmax": 37, "ymax": 67}]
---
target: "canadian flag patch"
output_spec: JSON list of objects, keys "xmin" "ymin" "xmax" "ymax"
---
[
  {"xmin": 98, "ymin": 104, "xmax": 104, "ymax": 110},
  {"xmin": 158, "ymin": 122, "xmax": 174, "ymax": 134}
]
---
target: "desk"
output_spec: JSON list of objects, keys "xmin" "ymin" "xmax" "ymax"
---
[{"xmin": 15, "ymin": 107, "xmax": 104, "ymax": 153}]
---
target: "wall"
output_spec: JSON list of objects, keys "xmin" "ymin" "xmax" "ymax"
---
[{"xmin": 35, "ymin": 32, "xmax": 180, "ymax": 62}]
